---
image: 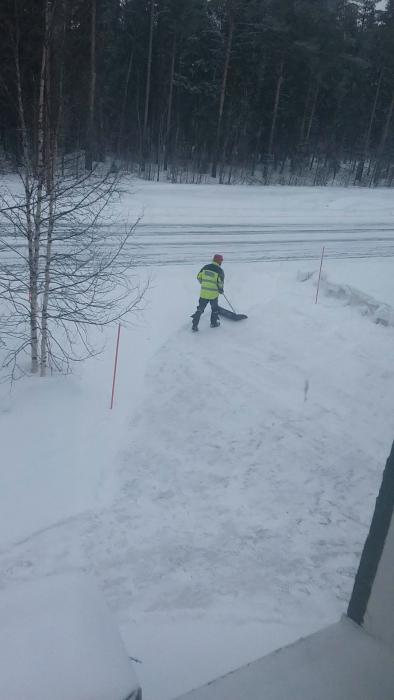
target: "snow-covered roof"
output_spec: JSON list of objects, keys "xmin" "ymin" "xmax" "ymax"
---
[
  {"xmin": 0, "ymin": 574, "xmax": 140, "ymax": 700},
  {"xmin": 174, "ymin": 617, "xmax": 394, "ymax": 700}
]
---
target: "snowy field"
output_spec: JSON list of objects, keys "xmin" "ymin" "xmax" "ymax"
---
[{"xmin": 1, "ymin": 182, "xmax": 394, "ymax": 700}]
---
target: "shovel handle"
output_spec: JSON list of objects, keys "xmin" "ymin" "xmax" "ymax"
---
[{"xmin": 223, "ymin": 292, "xmax": 237, "ymax": 314}]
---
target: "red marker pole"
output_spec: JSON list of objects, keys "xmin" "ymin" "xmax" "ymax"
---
[
  {"xmin": 315, "ymin": 246, "xmax": 325, "ymax": 305},
  {"xmin": 110, "ymin": 323, "xmax": 121, "ymax": 410}
]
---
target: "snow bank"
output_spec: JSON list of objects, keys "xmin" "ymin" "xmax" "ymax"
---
[
  {"xmin": 0, "ymin": 574, "xmax": 140, "ymax": 700},
  {"xmin": 321, "ymin": 277, "xmax": 394, "ymax": 327},
  {"xmin": 299, "ymin": 270, "xmax": 394, "ymax": 327},
  {"xmin": 0, "ymin": 366, "xmax": 128, "ymax": 545}
]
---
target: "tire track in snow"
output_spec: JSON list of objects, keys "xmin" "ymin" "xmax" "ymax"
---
[{"xmin": 1, "ymin": 223, "xmax": 394, "ymax": 267}]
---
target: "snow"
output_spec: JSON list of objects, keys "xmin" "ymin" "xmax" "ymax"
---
[
  {"xmin": 108, "ymin": 182, "xmax": 394, "ymax": 265},
  {"xmin": 318, "ymin": 258, "xmax": 394, "ymax": 307},
  {"xmin": 174, "ymin": 618, "xmax": 394, "ymax": 700},
  {"xmin": 299, "ymin": 267, "xmax": 394, "ymax": 327},
  {"xmin": 0, "ymin": 182, "xmax": 394, "ymax": 700},
  {"xmin": 0, "ymin": 573, "xmax": 140, "ymax": 700},
  {"xmin": 121, "ymin": 182, "xmax": 394, "ymax": 227}
]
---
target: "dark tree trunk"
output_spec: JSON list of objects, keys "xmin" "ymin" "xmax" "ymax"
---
[
  {"xmin": 251, "ymin": 54, "xmax": 267, "ymax": 176},
  {"xmin": 118, "ymin": 45, "xmax": 134, "ymax": 158},
  {"xmin": 212, "ymin": 4, "xmax": 235, "ymax": 178},
  {"xmin": 142, "ymin": 0, "xmax": 155, "ymax": 161},
  {"xmin": 267, "ymin": 59, "xmax": 284, "ymax": 157},
  {"xmin": 85, "ymin": 0, "xmax": 96, "ymax": 171},
  {"xmin": 164, "ymin": 33, "xmax": 176, "ymax": 172},
  {"xmin": 355, "ymin": 67, "xmax": 383, "ymax": 183},
  {"xmin": 299, "ymin": 78, "xmax": 312, "ymax": 146},
  {"xmin": 305, "ymin": 78, "xmax": 320, "ymax": 143},
  {"xmin": 365, "ymin": 67, "xmax": 383, "ymax": 154},
  {"xmin": 379, "ymin": 87, "xmax": 394, "ymax": 153}
]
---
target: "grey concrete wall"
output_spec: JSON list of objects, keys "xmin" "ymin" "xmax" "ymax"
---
[{"xmin": 364, "ymin": 515, "xmax": 394, "ymax": 650}]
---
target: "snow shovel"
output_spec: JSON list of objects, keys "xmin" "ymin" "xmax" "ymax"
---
[{"xmin": 218, "ymin": 293, "xmax": 248, "ymax": 321}]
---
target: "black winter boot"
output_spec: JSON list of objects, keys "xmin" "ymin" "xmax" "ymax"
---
[
  {"xmin": 191, "ymin": 312, "xmax": 200, "ymax": 332},
  {"xmin": 210, "ymin": 308, "xmax": 220, "ymax": 328}
]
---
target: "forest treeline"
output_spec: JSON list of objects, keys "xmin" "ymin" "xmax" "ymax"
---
[{"xmin": 1, "ymin": 0, "xmax": 394, "ymax": 185}]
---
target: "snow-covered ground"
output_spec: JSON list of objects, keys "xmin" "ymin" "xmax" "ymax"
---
[
  {"xmin": 0, "ymin": 574, "xmax": 140, "ymax": 700},
  {"xmin": 0, "ymin": 183, "xmax": 394, "ymax": 700}
]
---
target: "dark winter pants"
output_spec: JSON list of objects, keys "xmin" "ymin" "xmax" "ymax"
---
[{"xmin": 192, "ymin": 297, "xmax": 219, "ymax": 328}]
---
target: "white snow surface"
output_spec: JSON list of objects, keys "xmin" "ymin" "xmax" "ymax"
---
[
  {"xmin": 121, "ymin": 181, "xmax": 394, "ymax": 226},
  {"xmin": 0, "ymin": 574, "xmax": 139, "ymax": 700},
  {"xmin": 0, "ymin": 183, "xmax": 394, "ymax": 700}
]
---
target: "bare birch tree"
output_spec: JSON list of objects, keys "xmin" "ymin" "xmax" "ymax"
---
[
  {"xmin": 0, "ymin": 0, "xmax": 146, "ymax": 381},
  {"xmin": 0, "ymin": 163, "xmax": 146, "ymax": 380}
]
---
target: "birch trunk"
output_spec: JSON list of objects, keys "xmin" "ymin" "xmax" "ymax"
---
[
  {"xmin": 31, "ymin": 0, "xmax": 50, "ymax": 373},
  {"xmin": 40, "ymin": 0, "xmax": 58, "ymax": 377},
  {"xmin": 40, "ymin": 183, "xmax": 54, "ymax": 376}
]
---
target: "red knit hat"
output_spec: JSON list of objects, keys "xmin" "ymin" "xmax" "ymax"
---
[{"xmin": 213, "ymin": 254, "xmax": 223, "ymax": 264}]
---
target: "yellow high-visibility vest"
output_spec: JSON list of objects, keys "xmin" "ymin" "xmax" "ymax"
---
[{"xmin": 197, "ymin": 263, "xmax": 224, "ymax": 300}]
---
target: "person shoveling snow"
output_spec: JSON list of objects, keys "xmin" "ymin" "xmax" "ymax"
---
[
  {"xmin": 191, "ymin": 254, "xmax": 248, "ymax": 331},
  {"xmin": 191, "ymin": 254, "xmax": 225, "ymax": 331}
]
